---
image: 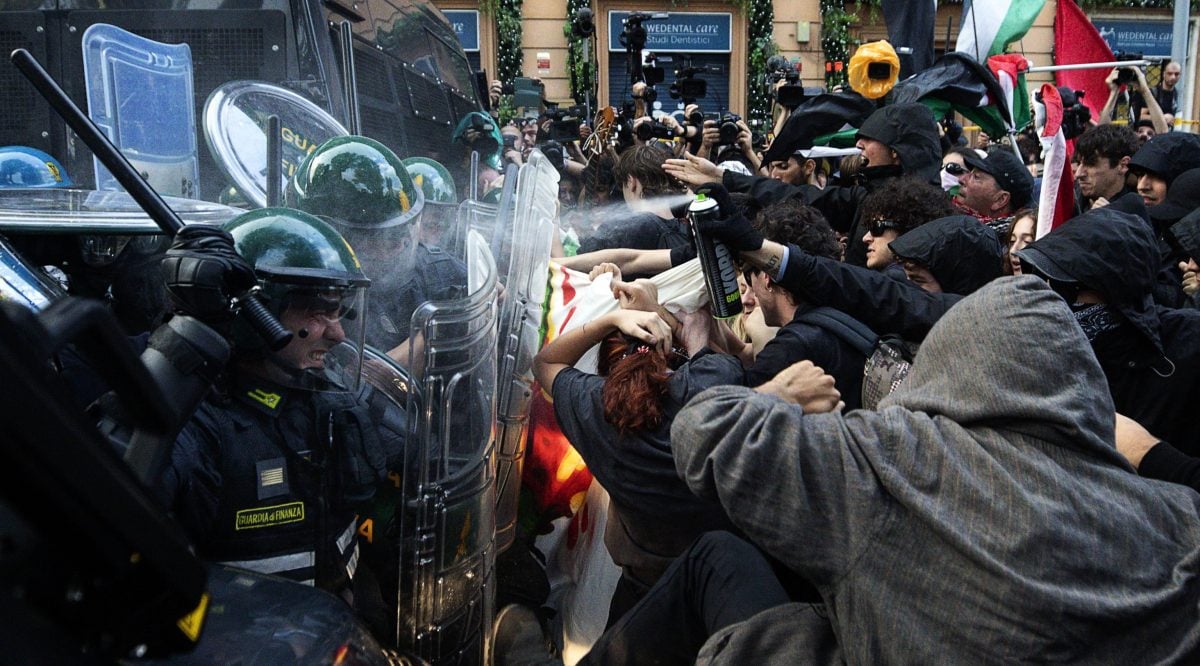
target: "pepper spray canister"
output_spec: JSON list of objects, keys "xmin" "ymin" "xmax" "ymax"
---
[{"xmin": 688, "ymin": 193, "xmax": 743, "ymax": 319}]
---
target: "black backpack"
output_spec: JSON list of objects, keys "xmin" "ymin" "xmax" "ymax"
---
[{"xmin": 795, "ymin": 307, "xmax": 918, "ymax": 410}]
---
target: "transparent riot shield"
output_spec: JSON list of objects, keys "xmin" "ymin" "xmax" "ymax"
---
[
  {"xmin": 443, "ymin": 160, "xmax": 517, "ymax": 260},
  {"xmin": 204, "ymin": 81, "xmax": 349, "ymax": 208},
  {"xmin": 0, "ymin": 236, "xmax": 64, "ymax": 311},
  {"xmin": 493, "ymin": 150, "xmax": 557, "ymax": 553},
  {"xmin": 82, "ymin": 24, "xmax": 200, "ymax": 199},
  {"xmin": 401, "ymin": 229, "xmax": 498, "ymax": 665}
]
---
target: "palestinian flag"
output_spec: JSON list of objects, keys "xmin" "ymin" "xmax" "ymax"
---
[
  {"xmin": 1035, "ymin": 83, "xmax": 1074, "ymax": 238},
  {"xmin": 988, "ymin": 53, "xmax": 1032, "ymax": 131},
  {"xmin": 762, "ymin": 91, "xmax": 877, "ymax": 165},
  {"xmin": 891, "ymin": 52, "xmax": 1013, "ymax": 138},
  {"xmin": 956, "ymin": 0, "xmax": 1047, "ymax": 61}
]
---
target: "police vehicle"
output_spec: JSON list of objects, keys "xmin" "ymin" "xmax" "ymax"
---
[{"xmin": 0, "ymin": 0, "xmax": 560, "ymax": 662}]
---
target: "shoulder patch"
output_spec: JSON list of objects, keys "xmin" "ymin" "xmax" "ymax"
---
[{"xmin": 247, "ymin": 388, "xmax": 282, "ymax": 409}]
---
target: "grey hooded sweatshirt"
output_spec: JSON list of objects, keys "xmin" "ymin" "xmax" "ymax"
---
[{"xmin": 673, "ymin": 276, "xmax": 1200, "ymax": 664}]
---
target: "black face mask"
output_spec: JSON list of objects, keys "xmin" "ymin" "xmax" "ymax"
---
[
  {"xmin": 857, "ymin": 163, "xmax": 904, "ymax": 185},
  {"xmin": 1071, "ymin": 302, "xmax": 1143, "ymax": 363}
]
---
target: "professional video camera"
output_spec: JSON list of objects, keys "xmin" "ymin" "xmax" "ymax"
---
[
  {"xmin": 1037, "ymin": 86, "xmax": 1091, "ymax": 140},
  {"xmin": 619, "ymin": 11, "xmax": 668, "ymax": 51},
  {"xmin": 765, "ymin": 55, "xmax": 805, "ymax": 108},
  {"xmin": 635, "ymin": 120, "xmax": 676, "ymax": 142},
  {"xmin": 570, "ymin": 7, "xmax": 595, "ymax": 39},
  {"xmin": 620, "ymin": 11, "xmax": 668, "ymax": 101},
  {"xmin": 1114, "ymin": 51, "xmax": 1144, "ymax": 86},
  {"xmin": 669, "ymin": 58, "xmax": 722, "ymax": 104},
  {"xmin": 544, "ymin": 103, "xmax": 586, "ymax": 142}
]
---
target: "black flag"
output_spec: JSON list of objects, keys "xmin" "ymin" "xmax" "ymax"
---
[
  {"xmin": 881, "ymin": 0, "xmax": 937, "ymax": 79},
  {"xmin": 762, "ymin": 92, "xmax": 877, "ymax": 166}
]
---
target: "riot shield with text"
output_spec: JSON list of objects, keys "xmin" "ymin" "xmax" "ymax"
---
[
  {"xmin": 493, "ymin": 150, "xmax": 557, "ymax": 553},
  {"xmin": 400, "ymin": 230, "xmax": 498, "ymax": 665}
]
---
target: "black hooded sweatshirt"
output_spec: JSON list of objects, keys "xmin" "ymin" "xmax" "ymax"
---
[
  {"xmin": 721, "ymin": 103, "xmax": 942, "ymax": 266},
  {"xmin": 1017, "ymin": 208, "xmax": 1200, "ymax": 455},
  {"xmin": 777, "ymin": 208, "xmax": 1200, "ymax": 453},
  {"xmin": 887, "ymin": 215, "xmax": 1004, "ymax": 295},
  {"xmin": 1170, "ymin": 210, "xmax": 1200, "ymax": 311}
]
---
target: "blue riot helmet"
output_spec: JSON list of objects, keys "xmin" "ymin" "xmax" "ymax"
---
[{"xmin": 0, "ymin": 147, "xmax": 72, "ymax": 188}]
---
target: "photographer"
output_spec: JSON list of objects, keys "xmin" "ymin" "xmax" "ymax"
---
[
  {"xmin": 632, "ymin": 114, "xmax": 687, "ymax": 156},
  {"xmin": 500, "ymin": 123, "xmax": 525, "ymax": 167},
  {"xmin": 1132, "ymin": 60, "xmax": 1182, "ymax": 128},
  {"xmin": 1100, "ymin": 65, "xmax": 1168, "ymax": 135}
]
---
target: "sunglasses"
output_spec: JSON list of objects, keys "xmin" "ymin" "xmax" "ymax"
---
[
  {"xmin": 868, "ymin": 219, "xmax": 902, "ymax": 237},
  {"xmin": 942, "ymin": 162, "xmax": 967, "ymax": 176}
]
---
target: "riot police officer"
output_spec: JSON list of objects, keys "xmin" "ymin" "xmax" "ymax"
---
[
  {"xmin": 402, "ymin": 155, "xmax": 459, "ymax": 250},
  {"xmin": 291, "ymin": 136, "xmax": 468, "ymax": 363},
  {"xmin": 157, "ymin": 209, "xmax": 393, "ymax": 595}
]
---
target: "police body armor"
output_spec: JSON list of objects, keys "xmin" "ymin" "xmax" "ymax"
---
[
  {"xmin": 179, "ymin": 373, "xmax": 381, "ymax": 591},
  {"xmin": 367, "ymin": 243, "xmax": 467, "ymax": 352}
]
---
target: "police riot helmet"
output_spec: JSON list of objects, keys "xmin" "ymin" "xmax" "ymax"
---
[
  {"xmin": 0, "ymin": 146, "xmax": 72, "ymax": 188},
  {"xmin": 402, "ymin": 156, "xmax": 460, "ymax": 249},
  {"xmin": 292, "ymin": 135, "xmax": 424, "ymax": 229},
  {"xmin": 452, "ymin": 112, "xmax": 503, "ymax": 171},
  {"xmin": 402, "ymin": 156, "xmax": 457, "ymax": 205},
  {"xmin": 225, "ymin": 207, "xmax": 370, "ymax": 390}
]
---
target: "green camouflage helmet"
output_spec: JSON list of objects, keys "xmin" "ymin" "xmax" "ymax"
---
[
  {"xmin": 292, "ymin": 135, "xmax": 424, "ymax": 229},
  {"xmin": 402, "ymin": 156, "xmax": 457, "ymax": 205}
]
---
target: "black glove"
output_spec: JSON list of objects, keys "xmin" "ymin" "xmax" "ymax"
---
[
  {"xmin": 670, "ymin": 243, "xmax": 697, "ymax": 267},
  {"xmin": 161, "ymin": 225, "xmax": 257, "ymax": 324},
  {"xmin": 693, "ymin": 182, "xmax": 764, "ymax": 252}
]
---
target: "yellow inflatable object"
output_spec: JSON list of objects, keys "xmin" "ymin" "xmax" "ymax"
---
[{"xmin": 849, "ymin": 40, "xmax": 901, "ymax": 100}]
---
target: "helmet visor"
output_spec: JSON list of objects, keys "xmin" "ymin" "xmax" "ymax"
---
[
  {"xmin": 270, "ymin": 284, "xmax": 368, "ymax": 392},
  {"xmin": 329, "ymin": 222, "xmax": 421, "ymax": 353}
]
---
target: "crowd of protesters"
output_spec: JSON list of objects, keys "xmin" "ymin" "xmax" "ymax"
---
[{"xmin": 497, "ymin": 54, "xmax": 1200, "ymax": 663}]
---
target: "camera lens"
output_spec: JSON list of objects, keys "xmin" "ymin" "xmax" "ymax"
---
[{"xmin": 718, "ymin": 117, "xmax": 740, "ymax": 144}]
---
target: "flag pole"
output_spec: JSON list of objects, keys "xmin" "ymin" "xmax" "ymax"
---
[{"xmin": 1027, "ymin": 60, "xmax": 1151, "ymax": 73}]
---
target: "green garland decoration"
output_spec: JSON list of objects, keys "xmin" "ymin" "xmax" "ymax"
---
[
  {"xmin": 743, "ymin": 0, "xmax": 777, "ymax": 129},
  {"xmin": 483, "ymin": 0, "xmax": 523, "ymax": 122},
  {"xmin": 821, "ymin": 0, "xmax": 856, "ymax": 88},
  {"xmin": 563, "ymin": 0, "xmax": 596, "ymax": 106}
]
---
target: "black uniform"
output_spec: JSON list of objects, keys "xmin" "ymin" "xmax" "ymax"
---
[
  {"xmin": 162, "ymin": 371, "xmax": 392, "ymax": 591},
  {"xmin": 367, "ymin": 243, "xmax": 468, "ymax": 351}
]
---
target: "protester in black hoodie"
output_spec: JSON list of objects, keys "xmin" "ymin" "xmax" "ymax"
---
[
  {"xmin": 1130, "ymin": 132, "xmax": 1200, "ymax": 210},
  {"xmin": 663, "ymin": 103, "xmax": 942, "ymax": 267},
  {"xmin": 1144, "ymin": 168, "xmax": 1200, "ymax": 307},
  {"xmin": 1169, "ymin": 209, "xmax": 1200, "ymax": 310},
  {"xmin": 1016, "ymin": 208, "xmax": 1200, "ymax": 456},
  {"xmin": 691, "ymin": 186, "xmax": 1200, "ymax": 456},
  {"xmin": 887, "ymin": 216, "xmax": 1004, "ymax": 295}
]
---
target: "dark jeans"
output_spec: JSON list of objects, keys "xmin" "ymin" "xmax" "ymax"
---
[{"xmin": 582, "ymin": 531, "xmax": 791, "ymax": 665}]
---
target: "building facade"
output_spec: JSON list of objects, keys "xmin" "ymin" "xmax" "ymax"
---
[{"xmin": 437, "ymin": 0, "xmax": 1196, "ymax": 126}]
